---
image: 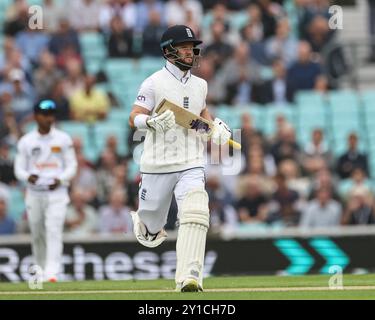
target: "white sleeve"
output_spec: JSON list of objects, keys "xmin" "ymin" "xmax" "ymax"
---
[
  {"xmin": 133, "ymin": 77, "xmax": 155, "ymax": 112},
  {"xmin": 14, "ymin": 139, "xmax": 30, "ymax": 182},
  {"xmin": 58, "ymin": 135, "xmax": 78, "ymax": 184}
]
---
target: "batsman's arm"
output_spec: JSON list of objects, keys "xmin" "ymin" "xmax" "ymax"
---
[
  {"xmin": 200, "ymin": 107, "xmax": 214, "ymax": 122},
  {"xmin": 129, "ymin": 105, "xmax": 152, "ymax": 129}
]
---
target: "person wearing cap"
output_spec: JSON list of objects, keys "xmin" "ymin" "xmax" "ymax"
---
[
  {"xmin": 128, "ymin": 25, "xmax": 233, "ymax": 292},
  {"xmin": 14, "ymin": 100, "xmax": 77, "ymax": 282}
]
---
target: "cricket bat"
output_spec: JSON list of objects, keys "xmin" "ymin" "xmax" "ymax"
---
[{"xmin": 155, "ymin": 99, "xmax": 241, "ymax": 150}]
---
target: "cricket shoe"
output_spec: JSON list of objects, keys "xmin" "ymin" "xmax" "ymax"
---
[
  {"xmin": 179, "ymin": 278, "xmax": 203, "ymax": 293},
  {"xmin": 130, "ymin": 211, "xmax": 168, "ymax": 248}
]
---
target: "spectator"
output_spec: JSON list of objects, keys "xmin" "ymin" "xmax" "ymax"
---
[
  {"xmin": 278, "ymin": 159, "xmax": 311, "ymax": 198},
  {"xmin": 70, "ymin": 0, "xmax": 101, "ymax": 32},
  {"xmin": 270, "ymin": 124, "xmax": 301, "ymax": 165},
  {"xmin": 43, "ymin": 79, "xmax": 71, "ymax": 121},
  {"xmin": 33, "ymin": 51, "xmax": 63, "ymax": 98},
  {"xmin": 286, "ymin": 41, "xmax": 322, "ymax": 102},
  {"xmin": 70, "ymin": 138, "xmax": 98, "ymax": 205},
  {"xmin": 240, "ymin": 112, "xmax": 263, "ymax": 158},
  {"xmin": 309, "ymin": 167, "xmax": 340, "ymax": 201},
  {"xmin": 49, "ymin": 18, "xmax": 81, "ymax": 60},
  {"xmin": 98, "ymin": 188, "xmax": 133, "ymax": 234},
  {"xmin": 300, "ymin": 187, "xmax": 342, "ymax": 228},
  {"xmin": 339, "ymin": 167, "xmax": 373, "ymax": 200},
  {"xmin": 0, "ymin": 141, "xmax": 17, "ymax": 185},
  {"xmin": 165, "ymin": 0, "xmax": 203, "ymax": 28},
  {"xmin": 204, "ymin": 20, "xmax": 233, "ymax": 71},
  {"xmin": 4, "ymin": 0, "xmax": 29, "ymax": 36},
  {"xmin": 337, "ymin": 133, "xmax": 369, "ymax": 179},
  {"xmin": 0, "ymin": 108, "xmax": 20, "ymax": 147},
  {"xmin": 301, "ymin": 128, "xmax": 332, "ymax": 176},
  {"xmin": 236, "ymin": 175, "xmax": 269, "ymax": 224},
  {"xmin": 15, "ymin": 26, "xmax": 50, "ymax": 66},
  {"xmin": 314, "ymin": 74, "xmax": 329, "ymax": 93},
  {"xmin": 61, "ymin": 58, "xmax": 85, "ymax": 99},
  {"xmin": 96, "ymin": 149, "xmax": 119, "ymax": 204},
  {"xmin": 252, "ymin": 58, "xmax": 288, "ymax": 105},
  {"xmin": 257, "ymin": 0, "xmax": 283, "ymax": 39},
  {"xmin": 219, "ymin": 42, "xmax": 261, "ymax": 104},
  {"xmin": 108, "ymin": 15, "xmax": 134, "ymax": 58},
  {"xmin": 65, "ymin": 188, "xmax": 98, "ymax": 236},
  {"xmin": 42, "ymin": 0, "xmax": 64, "ymax": 33},
  {"xmin": 142, "ymin": 10, "xmax": 166, "ymax": 57},
  {"xmin": 265, "ymin": 18, "xmax": 298, "ymax": 68},
  {"xmin": 342, "ymin": 186, "xmax": 375, "ymax": 225},
  {"xmin": 244, "ymin": 3, "xmax": 265, "ymax": 42},
  {"xmin": 267, "ymin": 173, "xmax": 301, "ymax": 227},
  {"xmin": 305, "ymin": 15, "xmax": 334, "ymax": 54},
  {"xmin": 135, "ymin": 0, "xmax": 165, "ymax": 32},
  {"xmin": 0, "ymin": 68, "xmax": 35, "ymax": 123},
  {"xmin": 70, "ymin": 74, "xmax": 111, "ymax": 122},
  {"xmin": 0, "ymin": 196, "xmax": 16, "ymax": 235}
]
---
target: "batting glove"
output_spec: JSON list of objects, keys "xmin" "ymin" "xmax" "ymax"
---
[
  {"xmin": 211, "ymin": 118, "xmax": 231, "ymax": 145},
  {"xmin": 147, "ymin": 110, "xmax": 175, "ymax": 133}
]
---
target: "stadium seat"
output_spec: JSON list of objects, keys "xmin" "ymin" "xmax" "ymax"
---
[
  {"xmin": 8, "ymin": 187, "xmax": 25, "ymax": 221},
  {"xmin": 295, "ymin": 91, "xmax": 327, "ymax": 107},
  {"xmin": 79, "ymin": 32, "xmax": 107, "ymax": 60},
  {"xmin": 263, "ymin": 103, "xmax": 296, "ymax": 137}
]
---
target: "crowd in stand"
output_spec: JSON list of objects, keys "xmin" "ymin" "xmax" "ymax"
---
[{"xmin": 1, "ymin": 0, "xmax": 375, "ymax": 236}]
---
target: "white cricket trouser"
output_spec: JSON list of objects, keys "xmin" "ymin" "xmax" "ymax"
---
[
  {"xmin": 25, "ymin": 190, "xmax": 69, "ymax": 280},
  {"xmin": 138, "ymin": 167, "xmax": 206, "ymax": 234}
]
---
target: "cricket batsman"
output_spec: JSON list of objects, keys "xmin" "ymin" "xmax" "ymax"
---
[
  {"xmin": 129, "ymin": 25, "xmax": 232, "ymax": 292},
  {"xmin": 14, "ymin": 100, "xmax": 77, "ymax": 282}
]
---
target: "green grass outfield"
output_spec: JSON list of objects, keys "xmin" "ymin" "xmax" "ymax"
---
[{"xmin": 1, "ymin": 274, "xmax": 375, "ymax": 300}]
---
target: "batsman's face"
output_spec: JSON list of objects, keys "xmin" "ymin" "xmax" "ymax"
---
[{"xmin": 176, "ymin": 42, "xmax": 195, "ymax": 64}]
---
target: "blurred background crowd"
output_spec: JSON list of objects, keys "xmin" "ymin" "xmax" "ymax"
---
[{"xmin": 1, "ymin": 0, "xmax": 375, "ymax": 237}]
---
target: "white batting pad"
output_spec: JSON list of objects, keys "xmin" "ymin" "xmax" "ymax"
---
[{"xmin": 175, "ymin": 189, "xmax": 209, "ymax": 289}]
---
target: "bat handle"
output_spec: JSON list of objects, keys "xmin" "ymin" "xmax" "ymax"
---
[{"xmin": 228, "ymin": 139, "xmax": 241, "ymax": 150}]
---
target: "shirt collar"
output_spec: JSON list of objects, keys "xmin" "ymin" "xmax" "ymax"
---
[
  {"xmin": 165, "ymin": 60, "xmax": 191, "ymax": 84},
  {"xmin": 35, "ymin": 127, "xmax": 56, "ymax": 138}
]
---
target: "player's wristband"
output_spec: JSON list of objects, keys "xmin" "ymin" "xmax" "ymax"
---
[{"xmin": 134, "ymin": 114, "xmax": 151, "ymax": 129}]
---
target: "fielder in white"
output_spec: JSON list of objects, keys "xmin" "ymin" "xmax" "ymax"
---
[
  {"xmin": 129, "ymin": 25, "xmax": 231, "ymax": 292},
  {"xmin": 14, "ymin": 100, "xmax": 77, "ymax": 282}
]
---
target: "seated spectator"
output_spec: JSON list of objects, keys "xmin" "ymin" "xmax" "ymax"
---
[
  {"xmin": 0, "ymin": 141, "xmax": 17, "ymax": 185},
  {"xmin": 42, "ymin": 0, "xmax": 64, "ymax": 33},
  {"xmin": 244, "ymin": 3, "xmax": 265, "ymax": 42},
  {"xmin": 300, "ymin": 187, "xmax": 342, "ymax": 228},
  {"xmin": 305, "ymin": 15, "xmax": 334, "ymax": 54},
  {"xmin": 62, "ymin": 58, "xmax": 85, "ymax": 99},
  {"xmin": 270, "ymin": 124, "xmax": 301, "ymax": 165},
  {"xmin": 108, "ymin": 15, "xmax": 134, "ymax": 58},
  {"xmin": 165, "ymin": 0, "xmax": 203, "ymax": 28},
  {"xmin": 267, "ymin": 173, "xmax": 301, "ymax": 227},
  {"xmin": 142, "ymin": 10, "xmax": 165, "ymax": 57},
  {"xmin": 342, "ymin": 186, "xmax": 375, "ymax": 225},
  {"xmin": 135, "ymin": 0, "xmax": 165, "ymax": 32},
  {"xmin": 0, "ymin": 108, "xmax": 20, "ymax": 148},
  {"xmin": 98, "ymin": 188, "xmax": 133, "ymax": 234},
  {"xmin": 70, "ymin": 0, "xmax": 101, "ymax": 32},
  {"xmin": 34, "ymin": 51, "xmax": 63, "ymax": 98},
  {"xmin": 49, "ymin": 18, "xmax": 81, "ymax": 59},
  {"xmin": 252, "ymin": 58, "xmax": 288, "ymax": 105},
  {"xmin": 99, "ymin": 0, "xmax": 136, "ymax": 33},
  {"xmin": 65, "ymin": 188, "xmax": 98, "ymax": 236},
  {"xmin": 0, "ymin": 196, "xmax": 16, "ymax": 235},
  {"xmin": 236, "ymin": 175, "xmax": 269, "ymax": 224},
  {"xmin": 336, "ymin": 133, "xmax": 369, "ymax": 179},
  {"xmin": 240, "ymin": 112, "xmax": 263, "ymax": 157},
  {"xmin": 219, "ymin": 42, "xmax": 261, "ymax": 105},
  {"xmin": 70, "ymin": 139, "xmax": 98, "ymax": 205},
  {"xmin": 15, "ymin": 26, "xmax": 50, "ymax": 67},
  {"xmin": 257, "ymin": 0, "xmax": 283, "ymax": 39},
  {"xmin": 339, "ymin": 168, "xmax": 373, "ymax": 200},
  {"xmin": 96, "ymin": 149, "xmax": 119, "ymax": 204},
  {"xmin": 43, "ymin": 79, "xmax": 70, "ymax": 121},
  {"xmin": 0, "ymin": 36, "xmax": 31, "ymax": 79},
  {"xmin": 309, "ymin": 167, "xmax": 340, "ymax": 201},
  {"xmin": 265, "ymin": 18, "xmax": 298, "ymax": 68},
  {"xmin": 204, "ymin": 20, "xmax": 233, "ymax": 71},
  {"xmin": 301, "ymin": 128, "xmax": 332, "ymax": 176},
  {"xmin": 70, "ymin": 74, "xmax": 111, "ymax": 122},
  {"xmin": 278, "ymin": 159, "xmax": 311, "ymax": 199},
  {"xmin": 4, "ymin": 1, "xmax": 29, "ymax": 37},
  {"xmin": 286, "ymin": 41, "xmax": 323, "ymax": 102},
  {"xmin": 0, "ymin": 68, "xmax": 36, "ymax": 123}
]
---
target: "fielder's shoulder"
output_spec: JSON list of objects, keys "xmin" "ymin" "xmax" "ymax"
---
[{"xmin": 54, "ymin": 128, "xmax": 74, "ymax": 144}]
